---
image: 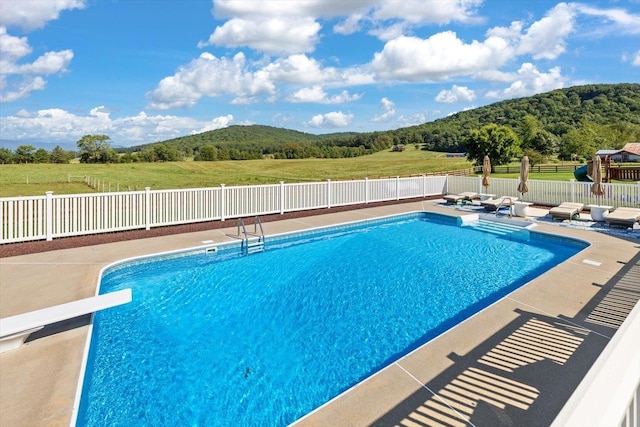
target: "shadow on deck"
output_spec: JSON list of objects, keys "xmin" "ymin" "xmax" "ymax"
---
[{"xmin": 371, "ymin": 251, "xmax": 640, "ymax": 427}]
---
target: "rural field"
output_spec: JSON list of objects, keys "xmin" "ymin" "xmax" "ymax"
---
[{"xmin": 0, "ymin": 149, "xmax": 580, "ymax": 198}]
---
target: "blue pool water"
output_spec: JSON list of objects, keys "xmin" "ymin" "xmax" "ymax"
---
[{"xmin": 77, "ymin": 213, "xmax": 586, "ymax": 426}]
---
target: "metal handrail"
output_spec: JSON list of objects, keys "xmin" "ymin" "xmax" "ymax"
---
[
  {"xmin": 253, "ymin": 216, "xmax": 264, "ymax": 241},
  {"xmin": 495, "ymin": 197, "xmax": 514, "ymax": 218},
  {"xmin": 237, "ymin": 218, "xmax": 249, "ymax": 245}
]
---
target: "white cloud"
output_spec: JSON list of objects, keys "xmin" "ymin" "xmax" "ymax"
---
[
  {"xmin": 333, "ymin": 13, "xmax": 363, "ymax": 35},
  {"xmin": 435, "ymin": 85, "xmax": 476, "ymax": 103},
  {"xmin": 213, "ymin": 0, "xmax": 373, "ymax": 20},
  {"xmin": 517, "ymin": 3, "xmax": 575, "ymax": 60},
  {"xmin": 0, "ymin": 27, "xmax": 31, "ymax": 61},
  {"xmin": 0, "ymin": 106, "xmax": 236, "ymax": 145},
  {"xmin": 396, "ymin": 112, "xmax": 428, "ymax": 127},
  {"xmin": 146, "ymin": 52, "xmax": 275, "ymax": 110},
  {"xmin": 574, "ymin": 3, "xmax": 640, "ymax": 36},
  {"xmin": 372, "ymin": 0, "xmax": 484, "ymax": 25},
  {"xmin": 372, "ymin": 97, "xmax": 396, "ymax": 122},
  {"xmin": 370, "ymin": 32, "xmax": 512, "ymax": 82},
  {"xmin": 485, "ymin": 63, "xmax": 565, "ymax": 99},
  {"xmin": 0, "ymin": 24, "xmax": 74, "ymax": 102},
  {"xmin": 199, "ymin": 17, "xmax": 321, "ymax": 54},
  {"xmin": 306, "ymin": 111, "xmax": 353, "ymax": 128},
  {"xmin": 0, "ymin": 0, "xmax": 84, "ymax": 31},
  {"xmin": 263, "ymin": 54, "xmax": 339, "ymax": 85},
  {"xmin": 195, "ymin": 115, "xmax": 236, "ymax": 133},
  {"xmin": 0, "ymin": 28, "xmax": 73, "ymax": 102},
  {"xmin": 0, "ymin": 76, "xmax": 47, "ymax": 103},
  {"xmin": 287, "ymin": 85, "xmax": 361, "ymax": 103},
  {"xmin": 633, "ymin": 51, "xmax": 640, "ymax": 66}
]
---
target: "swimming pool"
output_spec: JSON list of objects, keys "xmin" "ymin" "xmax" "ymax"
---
[{"xmin": 75, "ymin": 212, "xmax": 587, "ymax": 426}]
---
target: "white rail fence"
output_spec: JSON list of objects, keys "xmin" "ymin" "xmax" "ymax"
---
[
  {"xmin": 3, "ymin": 174, "xmax": 639, "ymax": 245},
  {"xmin": 447, "ymin": 175, "xmax": 640, "ymax": 208},
  {"xmin": 1, "ymin": 176, "xmax": 447, "ymax": 244}
]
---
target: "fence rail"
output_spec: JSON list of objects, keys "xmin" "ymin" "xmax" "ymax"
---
[
  {"xmin": 1, "ymin": 175, "xmax": 446, "ymax": 244},
  {"xmin": 3, "ymin": 174, "xmax": 639, "ymax": 245},
  {"xmin": 447, "ymin": 175, "xmax": 640, "ymax": 208},
  {"xmin": 488, "ymin": 164, "xmax": 582, "ymax": 174}
]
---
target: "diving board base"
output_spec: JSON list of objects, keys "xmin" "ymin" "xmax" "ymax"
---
[{"xmin": 0, "ymin": 289, "xmax": 132, "ymax": 353}]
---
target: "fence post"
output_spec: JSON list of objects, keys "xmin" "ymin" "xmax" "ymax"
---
[
  {"xmin": 422, "ymin": 174, "xmax": 426, "ymax": 197},
  {"xmin": 327, "ymin": 179, "xmax": 331, "ymax": 208},
  {"xmin": 145, "ymin": 187, "xmax": 151, "ymax": 230},
  {"xmin": 570, "ymin": 179, "xmax": 575, "ymax": 203},
  {"xmin": 365, "ymin": 177, "xmax": 369, "ymax": 203},
  {"xmin": 280, "ymin": 181, "xmax": 285, "ymax": 214},
  {"xmin": 220, "ymin": 184, "xmax": 226, "ymax": 221},
  {"xmin": 396, "ymin": 176, "xmax": 400, "ymax": 200},
  {"xmin": 637, "ymin": 182, "xmax": 640, "ymax": 207},
  {"xmin": 45, "ymin": 191, "xmax": 53, "ymax": 241}
]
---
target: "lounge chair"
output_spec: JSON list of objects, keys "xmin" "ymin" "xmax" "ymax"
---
[
  {"xmin": 443, "ymin": 191, "xmax": 478, "ymax": 204},
  {"xmin": 604, "ymin": 207, "xmax": 640, "ymax": 228},
  {"xmin": 480, "ymin": 196, "xmax": 519, "ymax": 211},
  {"xmin": 549, "ymin": 202, "xmax": 584, "ymax": 220}
]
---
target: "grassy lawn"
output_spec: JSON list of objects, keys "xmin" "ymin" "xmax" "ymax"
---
[
  {"xmin": 0, "ymin": 149, "xmax": 472, "ymax": 197},
  {"xmin": 4, "ymin": 150, "xmax": 626, "ymax": 198}
]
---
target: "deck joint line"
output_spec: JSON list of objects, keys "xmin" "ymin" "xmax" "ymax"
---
[{"xmin": 395, "ymin": 362, "xmax": 477, "ymax": 427}]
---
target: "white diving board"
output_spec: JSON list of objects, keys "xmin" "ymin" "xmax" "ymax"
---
[{"xmin": 0, "ymin": 289, "xmax": 132, "ymax": 353}]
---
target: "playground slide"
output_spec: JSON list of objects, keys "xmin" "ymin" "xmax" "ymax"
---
[{"xmin": 574, "ymin": 164, "xmax": 592, "ymax": 182}]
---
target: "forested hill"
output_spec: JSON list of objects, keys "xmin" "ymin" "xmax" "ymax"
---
[
  {"xmin": 124, "ymin": 125, "xmax": 359, "ymax": 159},
  {"xmin": 124, "ymin": 83, "xmax": 640, "ymax": 161},
  {"xmin": 404, "ymin": 83, "xmax": 640, "ymax": 153}
]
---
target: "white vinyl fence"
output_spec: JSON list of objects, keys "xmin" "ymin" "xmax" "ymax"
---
[
  {"xmin": 1, "ymin": 175, "xmax": 446, "ymax": 244},
  {"xmin": 447, "ymin": 175, "xmax": 640, "ymax": 208}
]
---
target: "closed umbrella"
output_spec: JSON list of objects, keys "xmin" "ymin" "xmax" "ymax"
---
[
  {"xmin": 591, "ymin": 155, "xmax": 605, "ymax": 204},
  {"xmin": 517, "ymin": 156, "xmax": 529, "ymax": 200},
  {"xmin": 482, "ymin": 155, "xmax": 491, "ymax": 193}
]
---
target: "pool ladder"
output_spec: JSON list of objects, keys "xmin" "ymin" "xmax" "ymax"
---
[
  {"xmin": 238, "ymin": 216, "xmax": 265, "ymax": 254},
  {"xmin": 495, "ymin": 197, "xmax": 514, "ymax": 218}
]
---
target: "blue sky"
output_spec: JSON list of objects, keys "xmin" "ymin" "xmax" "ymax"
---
[{"xmin": 0, "ymin": 0, "xmax": 639, "ymax": 147}]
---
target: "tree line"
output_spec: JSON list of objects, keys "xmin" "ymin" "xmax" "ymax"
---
[{"xmin": 0, "ymin": 145, "xmax": 75, "ymax": 164}]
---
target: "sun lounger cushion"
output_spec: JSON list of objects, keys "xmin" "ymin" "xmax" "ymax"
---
[
  {"xmin": 480, "ymin": 196, "xmax": 519, "ymax": 211},
  {"xmin": 604, "ymin": 207, "xmax": 640, "ymax": 227},
  {"xmin": 549, "ymin": 202, "xmax": 584, "ymax": 220},
  {"xmin": 443, "ymin": 192, "xmax": 478, "ymax": 204}
]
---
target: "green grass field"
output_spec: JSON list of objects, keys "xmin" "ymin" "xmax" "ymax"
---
[
  {"xmin": 1, "ymin": 149, "xmax": 475, "ymax": 197},
  {"xmin": 1, "ymin": 149, "xmax": 600, "ymax": 198}
]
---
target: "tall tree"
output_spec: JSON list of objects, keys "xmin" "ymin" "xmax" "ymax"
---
[
  {"xmin": 50, "ymin": 145, "xmax": 73, "ymax": 163},
  {"xmin": 33, "ymin": 148, "xmax": 50, "ymax": 163},
  {"xmin": 77, "ymin": 134, "xmax": 114, "ymax": 163},
  {"xmin": 14, "ymin": 145, "xmax": 35, "ymax": 163},
  {"xmin": 0, "ymin": 147, "xmax": 13, "ymax": 164},
  {"xmin": 464, "ymin": 124, "xmax": 521, "ymax": 166}
]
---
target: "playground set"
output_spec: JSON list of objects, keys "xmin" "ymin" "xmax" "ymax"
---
[{"xmin": 574, "ymin": 156, "xmax": 640, "ymax": 182}]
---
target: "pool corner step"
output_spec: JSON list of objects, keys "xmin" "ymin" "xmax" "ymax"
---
[{"xmin": 466, "ymin": 219, "xmax": 531, "ymax": 240}]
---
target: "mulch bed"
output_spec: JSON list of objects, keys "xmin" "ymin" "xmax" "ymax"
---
[{"xmin": 1, "ymin": 196, "xmax": 444, "ymax": 258}]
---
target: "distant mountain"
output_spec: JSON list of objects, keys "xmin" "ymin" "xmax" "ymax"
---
[
  {"xmin": 0, "ymin": 139, "xmax": 77, "ymax": 152},
  {"xmin": 121, "ymin": 125, "xmax": 354, "ymax": 153}
]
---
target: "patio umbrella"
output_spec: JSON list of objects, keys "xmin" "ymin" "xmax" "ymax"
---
[
  {"xmin": 517, "ymin": 156, "xmax": 529, "ymax": 200},
  {"xmin": 482, "ymin": 155, "xmax": 491, "ymax": 192},
  {"xmin": 591, "ymin": 155, "xmax": 605, "ymax": 204}
]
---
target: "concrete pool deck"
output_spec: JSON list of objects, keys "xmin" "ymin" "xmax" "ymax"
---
[{"xmin": 1, "ymin": 200, "xmax": 639, "ymax": 426}]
